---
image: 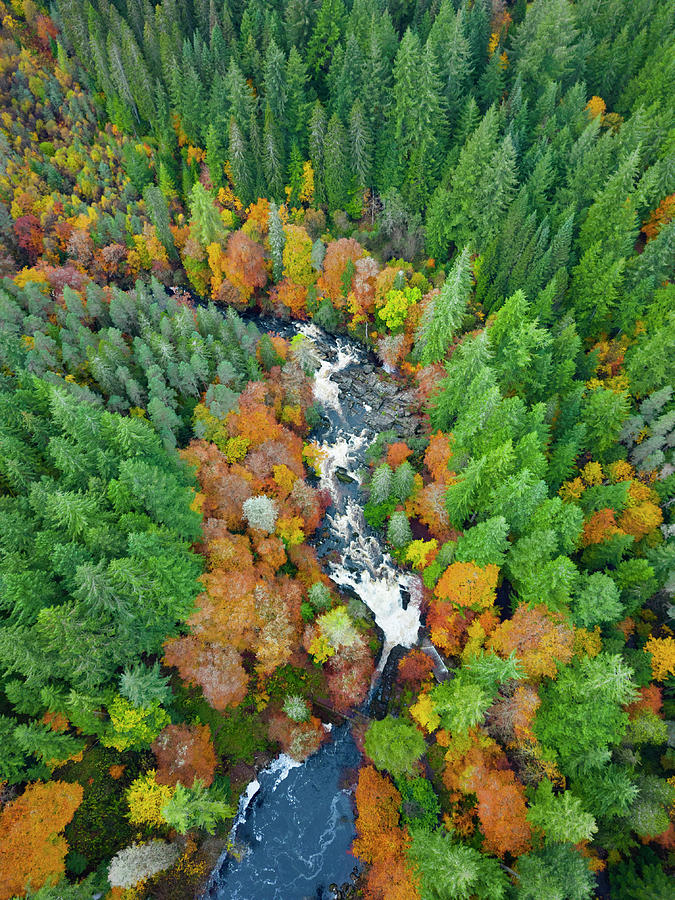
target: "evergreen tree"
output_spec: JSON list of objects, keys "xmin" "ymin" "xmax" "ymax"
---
[
  {"xmin": 323, "ymin": 113, "xmax": 350, "ymax": 211},
  {"xmin": 307, "ymin": 0, "xmax": 346, "ymax": 82},
  {"xmin": 285, "ymin": 46, "xmax": 310, "ymax": 153},
  {"xmin": 262, "ymin": 103, "xmax": 286, "ymax": 200},
  {"xmin": 228, "ymin": 117, "xmax": 255, "ymax": 206},
  {"xmin": 205, "ymin": 122, "xmax": 226, "ymax": 191},
  {"xmin": 189, "ymin": 182, "xmax": 225, "ymax": 248},
  {"xmin": 349, "ymin": 99, "xmax": 373, "ymax": 191},
  {"xmin": 263, "ymin": 39, "xmax": 287, "ymax": 127},
  {"xmin": 143, "ymin": 185, "xmax": 177, "ymax": 260},
  {"xmin": 268, "ymin": 201, "xmax": 285, "ymax": 281},
  {"xmin": 308, "ymin": 100, "xmax": 327, "ymax": 206},
  {"xmin": 415, "ymin": 246, "xmax": 472, "ymax": 365}
]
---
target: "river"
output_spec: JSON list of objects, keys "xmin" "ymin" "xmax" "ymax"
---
[{"xmin": 205, "ymin": 322, "xmax": 432, "ymax": 900}]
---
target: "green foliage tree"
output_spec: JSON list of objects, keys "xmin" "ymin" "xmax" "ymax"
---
[
  {"xmin": 527, "ymin": 780, "xmax": 598, "ymax": 845},
  {"xmin": 364, "ymin": 716, "xmax": 425, "ymax": 779},
  {"xmin": 408, "ymin": 827, "xmax": 508, "ymax": 900}
]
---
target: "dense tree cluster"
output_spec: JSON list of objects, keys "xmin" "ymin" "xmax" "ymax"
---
[{"xmin": 0, "ymin": 2, "xmax": 673, "ymax": 899}]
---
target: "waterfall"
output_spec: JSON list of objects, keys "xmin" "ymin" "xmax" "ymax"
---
[{"xmin": 208, "ymin": 321, "xmax": 427, "ymax": 899}]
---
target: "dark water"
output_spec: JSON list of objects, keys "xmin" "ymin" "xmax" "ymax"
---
[{"xmin": 208, "ymin": 726, "xmax": 360, "ymax": 900}]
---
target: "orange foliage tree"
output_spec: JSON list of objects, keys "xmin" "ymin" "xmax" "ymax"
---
[
  {"xmin": 442, "ymin": 729, "xmax": 532, "ymax": 858},
  {"xmin": 152, "ymin": 723, "xmax": 218, "ymax": 787},
  {"xmin": 0, "ymin": 780, "xmax": 83, "ymax": 900},
  {"xmin": 352, "ymin": 766, "xmax": 421, "ymax": 900},
  {"xmin": 489, "ymin": 604, "xmax": 574, "ymax": 679},
  {"xmin": 424, "ymin": 431, "xmax": 453, "ymax": 482},
  {"xmin": 472, "ymin": 767, "xmax": 532, "ymax": 857},
  {"xmin": 434, "ymin": 562, "xmax": 499, "ymax": 610},
  {"xmin": 317, "ymin": 238, "xmax": 363, "ymax": 306},
  {"xmin": 222, "ymin": 231, "xmax": 267, "ymax": 301},
  {"xmin": 386, "ymin": 441, "xmax": 412, "ymax": 469},
  {"xmin": 163, "ymin": 636, "xmax": 248, "ymax": 710}
]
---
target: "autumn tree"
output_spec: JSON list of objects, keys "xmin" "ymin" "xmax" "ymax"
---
[
  {"xmin": 352, "ymin": 765, "xmax": 421, "ymax": 900},
  {"xmin": 152, "ymin": 723, "xmax": 217, "ymax": 788},
  {"xmin": 163, "ymin": 637, "xmax": 248, "ymax": 711},
  {"xmin": 0, "ymin": 780, "xmax": 83, "ymax": 900}
]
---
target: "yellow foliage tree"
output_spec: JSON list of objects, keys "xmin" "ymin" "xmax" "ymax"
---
[
  {"xmin": 410, "ymin": 692, "xmax": 440, "ymax": 733},
  {"xmin": 126, "ymin": 770, "xmax": 175, "ymax": 827},
  {"xmin": 645, "ymin": 635, "xmax": 675, "ymax": 681},
  {"xmin": 282, "ymin": 224, "xmax": 316, "ymax": 286}
]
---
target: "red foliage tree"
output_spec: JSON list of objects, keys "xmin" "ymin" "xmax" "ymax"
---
[
  {"xmin": 163, "ymin": 636, "xmax": 248, "ymax": 710},
  {"xmin": 13, "ymin": 215, "xmax": 44, "ymax": 264},
  {"xmin": 397, "ymin": 648, "xmax": 435, "ymax": 687},
  {"xmin": 223, "ymin": 231, "xmax": 267, "ymax": 301},
  {"xmin": 152, "ymin": 723, "xmax": 218, "ymax": 787}
]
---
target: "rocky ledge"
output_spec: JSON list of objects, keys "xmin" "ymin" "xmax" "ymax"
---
[{"xmin": 331, "ymin": 366, "xmax": 422, "ymax": 437}]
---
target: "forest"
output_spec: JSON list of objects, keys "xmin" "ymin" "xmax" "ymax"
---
[{"xmin": 0, "ymin": 0, "xmax": 673, "ymax": 898}]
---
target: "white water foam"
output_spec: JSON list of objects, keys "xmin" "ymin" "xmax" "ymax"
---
[
  {"xmin": 325, "ymin": 498, "xmax": 422, "ymax": 666},
  {"xmin": 265, "ymin": 753, "xmax": 302, "ymax": 789},
  {"xmin": 303, "ymin": 341, "xmax": 423, "ymax": 670},
  {"xmin": 299, "ymin": 327, "xmax": 360, "ymax": 416}
]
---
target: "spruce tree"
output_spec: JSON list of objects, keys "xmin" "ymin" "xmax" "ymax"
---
[
  {"xmin": 263, "ymin": 39, "xmax": 287, "ymax": 127},
  {"xmin": 349, "ymin": 99, "xmax": 373, "ymax": 191},
  {"xmin": 263, "ymin": 103, "xmax": 286, "ymax": 200},
  {"xmin": 324, "ymin": 113, "xmax": 350, "ymax": 211},
  {"xmin": 416, "ymin": 246, "xmax": 472, "ymax": 366},
  {"xmin": 268, "ymin": 201, "xmax": 285, "ymax": 281},
  {"xmin": 286, "ymin": 46, "xmax": 310, "ymax": 153},
  {"xmin": 189, "ymin": 182, "xmax": 225, "ymax": 248},
  {"xmin": 308, "ymin": 101, "xmax": 327, "ymax": 206},
  {"xmin": 228, "ymin": 117, "xmax": 255, "ymax": 206}
]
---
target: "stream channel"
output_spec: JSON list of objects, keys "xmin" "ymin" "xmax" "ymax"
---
[{"xmin": 205, "ymin": 321, "xmax": 444, "ymax": 900}]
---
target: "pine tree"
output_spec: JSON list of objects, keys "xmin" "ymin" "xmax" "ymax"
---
[
  {"xmin": 478, "ymin": 48, "xmax": 505, "ymax": 111},
  {"xmin": 387, "ymin": 511, "xmax": 413, "ymax": 549},
  {"xmin": 443, "ymin": 105, "xmax": 501, "ymax": 248},
  {"xmin": 264, "ymin": 40, "xmax": 287, "ymax": 126},
  {"xmin": 308, "ymin": 101, "xmax": 327, "ymax": 206},
  {"xmin": 577, "ymin": 149, "xmax": 640, "ymax": 259},
  {"xmin": 334, "ymin": 32, "xmax": 364, "ymax": 122},
  {"xmin": 568, "ymin": 241, "xmax": 625, "ymax": 335},
  {"xmin": 228, "ymin": 117, "xmax": 255, "ymax": 207},
  {"xmin": 226, "ymin": 58, "xmax": 255, "ymax": 138},
  {"xmin": 262, "ymin": 103, "xmax": 286, "ymax": 200},
  {"xmin": 286, "ymin": 46, "xmax": 310, "ymax": 153},
  {"xmin": 143, "ymin": 185, "xmax": 177, "ymax": 260},
  {"xmin": 307, "ymin": 0, "xmax": 346, "ymax": 81},
  {"xmin": 370, "ymin": 463, "xmax": 393, "ymax": 505},
  {"xmin": 285, "ymin": 0, "xmax": 317, "ymax": 49},
  {"xmin": 475, "ymin": 135, "xmax": 519, "ymax": 249}
]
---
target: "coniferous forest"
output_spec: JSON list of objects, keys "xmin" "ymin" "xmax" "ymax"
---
[{"xmin": 0, "ymin": 1, "xmax": 674, "ymax": 898}]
